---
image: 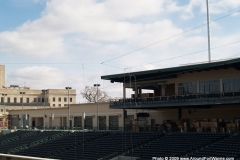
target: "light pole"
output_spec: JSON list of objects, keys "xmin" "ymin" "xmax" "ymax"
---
[
  {"xmin": 2, "ymin": 94, "xmax": 7, "ymax": 128},
  {"xmin": 2, "ymin": 94, "xmax": 7, "ymax": 115},
  {"xmin": 20, "ymin": 92, "xmax": 25, "ymax": 129},
  {"xmin": 42, "ymin": 89, "xmax": 47, "ymax": 130},
  {"xmin": 94, "ymin": 84, "xmax": 100, "ymax": 130},
  {"xmin": 65, "ymin": 87, "xmax": 72, "ymax": 129}
]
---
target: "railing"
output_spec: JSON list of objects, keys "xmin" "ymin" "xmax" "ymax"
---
[
  {"xmin": 110, "ymin": 92, "xmax": 240, "ymax": 107},
  {"xmin": 8, "ymin": 126, "xmax": 125, "ymax": 131},
  {"xmin": 5, "ymin": 126, "xmax": 240, "ymax": 133}
]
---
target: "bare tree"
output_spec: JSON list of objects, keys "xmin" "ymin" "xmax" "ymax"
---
[{"xmin": 81, "ymin": 86, "xmax": 111, "ymax": 102}]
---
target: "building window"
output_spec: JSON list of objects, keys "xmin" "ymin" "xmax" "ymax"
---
[
  {"xmin": 38, "ymin": 98, "xmax": 41, "ymax": 102},
  {"xmin": 84, "ymin": 116, "xmax": 93, "ymax": 130},
  {"xmin": 199, "ymin": 79, "xmax": 220, "ymax": 94},
  {"xmin": 64, "ymin": 97, "xmax": 67, "ymax": 102},
  {"xmin": 34, "ymin": 98, "xmax": 37, "ymax": 102},
  {"xmin": 126, "ymin": 115, "xmax": 134, "ymax": 131},
  {"xmin": 14, "ymin": 97, "xmax": 17, "ymax": 103},
  {"xmin": 70, "ymin": 98, "xmax": 72, "ymax": 102},
  {"xmin": 53, "ymin": 104, "xmax": 55, "ymax": 106},
  {"xmin": 1, "ymin": 109, "xmax": 3, "ymax": 112},
  {"xmin": 27, "ymin": 98, "xmax": 29, "ymax": 103},
  {"xmin": 99, "ymin": 116, "xmax": 106, "ymax": 130},
  {"xmin": 209, "ymin": 80, "xmax": 220, "ymax": 93},
  {"xmin": 42, "ymin": 98, "xmax": 44, "ymax": 102},
  {"xmin": 74, "ymin": 116, "xmax": 82, "ymax": 128},
  {"xmin": 58, "ymin": 97, "xmax": 61, "ymax": 102},
  {"xmin": 1, "ymin": 97, "xmax": 3, "ymax": 103},
  {"xmin": 20, "ymin": 98, "xmax": 23, "ymax": 103},
  {"xmin": 58, "ymin": 104, "xmax": 61, "ymax": 107},
  {"xmin": 178, "ymin": 82, "xmax": 197, "ymax": 95},
  {"xmin": 7, "ymin": 97, "xmax": 10, "ymax": 103},
  {"xmin": 223, "ymin": 78, "xmax": 240, "ymax": 92},
  {"xmin": 109, "ymin": 116, "xmax": 119, "ymax": 130},
  {"xmin": 53, "ymin": 97, "xmax": 55, "ymax": 102}
]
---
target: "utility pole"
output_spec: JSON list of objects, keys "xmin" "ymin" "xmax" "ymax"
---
[{"xmin": 206, "ymin": 0, "xmax": 211, "ymax": 62}]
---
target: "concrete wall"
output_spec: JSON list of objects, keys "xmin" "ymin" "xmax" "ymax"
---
[
  {"xmin": 8, "ymin": 102, "xmax": 161, "ymax": 128},
  {"xmin": 8, "ymin": 102, "xmax": 240, "ymax": 128}
]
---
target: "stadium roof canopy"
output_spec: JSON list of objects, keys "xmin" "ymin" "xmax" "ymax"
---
[{"xmin": 101, "ymin": 57, "xmax": 240, "ymax": 83}]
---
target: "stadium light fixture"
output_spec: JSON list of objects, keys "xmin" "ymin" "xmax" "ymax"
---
[
  {"xmin": 20, "ymin": 92, "xmax": 25, "ymax": 129},
  {"xmin": 65, "ymin": 87, "xmax": 72, "ymax": 129},
  {"xmin": 94, "ymin": 84, "xmax": 100, "ymax": 130}
]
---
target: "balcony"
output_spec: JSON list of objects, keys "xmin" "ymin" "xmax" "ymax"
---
[{"xmin": 110, "ymin": 92, "xmax": 240, "ymax": 109}]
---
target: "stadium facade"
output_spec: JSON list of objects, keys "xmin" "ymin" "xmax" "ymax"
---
[
  {"xmin": 1, "ymin": 58, "xmax": 240, "ymax": 159},
  {"xmin": 101, "ymin": 57, "xmax": 240, "ymax": 132},
  {"xmin": 3, "ymin": 58, "xmax": 240, "ymax": 132}
]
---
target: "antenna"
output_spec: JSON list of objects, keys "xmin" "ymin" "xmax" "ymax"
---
[{"xmin": 206, "ymin": 0, "xmax": 211, "ymax": 62}]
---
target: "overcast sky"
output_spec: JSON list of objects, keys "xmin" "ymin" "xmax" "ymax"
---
[{"xmin": 0, "ymin": 0, "xmax": 240, "ymax": 103}]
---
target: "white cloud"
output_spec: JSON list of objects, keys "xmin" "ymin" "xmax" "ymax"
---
[
  {"xmin": 179, "ymin": 0, "xmax": 240, "ymax": 19},
  {"xmin": 8, "ymin": 66, "xmax": 65, "ymax": 88},
  {"xmin": 0, "ymin": 31, "xmax": 63, "ymax": 57},
  {"xmin": 209, "ymin": 0, "xmax": 240, "ymax": 14},
  {"xmin": 1, "ymin": 0, "xmax": 240, "ymax": 101},
  {"xmin": 0, "ymin": 0, "xmax": 182, "ymax": 58}
]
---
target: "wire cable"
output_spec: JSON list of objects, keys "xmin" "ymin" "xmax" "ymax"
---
[
  {"xmin": 126, "ymin": 40, "xmax": 240, "ymax": 70},
  {"xmin": 100, "ymin": 39, "xmax": 240, "ymax": 73},
  {"xmin": 101, "ymin": 9, "xmax": 240, "ymax": 64}
]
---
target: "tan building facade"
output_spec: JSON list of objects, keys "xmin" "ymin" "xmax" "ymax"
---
[
  {"xmin": 0, "ymin": 88, "xmax": 76, "ymax": 115},
  {"xmin": 0, "ymin": 65, "xmax": 76, "ymax": 116},
  {"xmin": 8, "ymin": 102, "xmax": 161, "ymax": 130}
]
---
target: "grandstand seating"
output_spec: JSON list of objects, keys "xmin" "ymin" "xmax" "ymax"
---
[
  {"xmin": 50, "ymin": 131, "xmax": 162, "ymax": 160},
  {"xmin": 0, "ymin": 130, "xmax": 66, "ymax": 154},
  {"xmin": 125, "ymin": 132, "xmax": 229, "ymax": 159},
  {"xmin": 0, "ymin": 131, "xmax": 240, "ymax": 160},
  {"xmin": 189, "ymin": 133, "xmax": 240, "ymax": 157},
  {"xmin": 15, "ymin": 131, "xmax": 108, "ymax": 159}
]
